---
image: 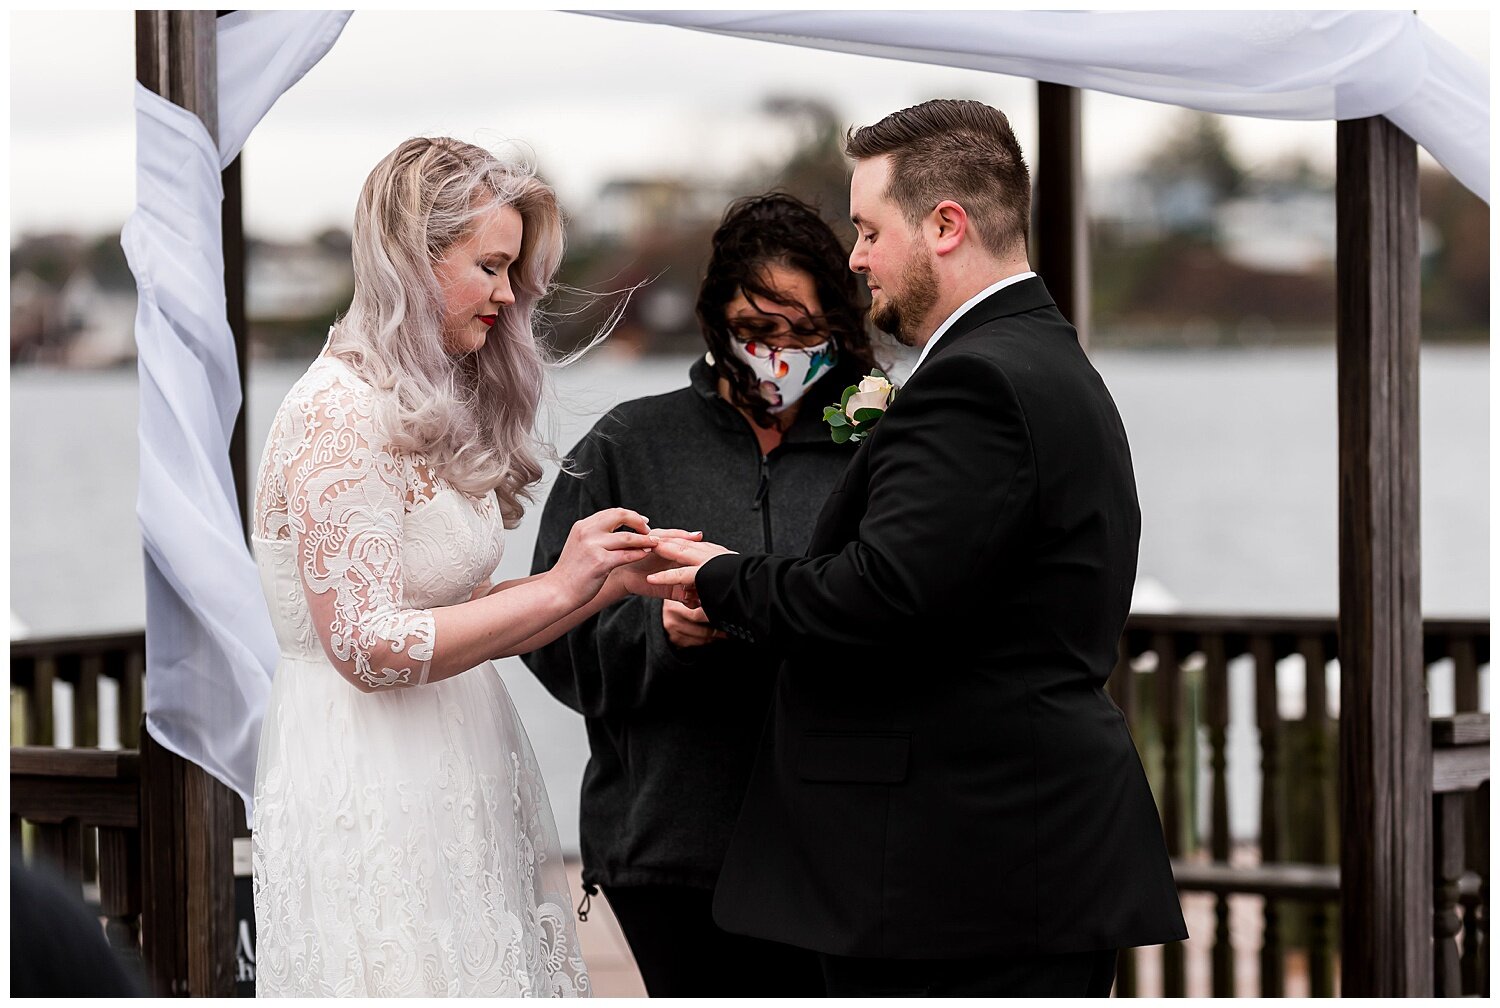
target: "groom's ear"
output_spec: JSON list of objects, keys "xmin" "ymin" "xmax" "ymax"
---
[{"xmin": 929, "ymin": 200, "xmax": 968, "ymax": 256}]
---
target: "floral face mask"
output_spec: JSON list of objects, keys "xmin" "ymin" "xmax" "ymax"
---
[{"xmin": 727, "ymin": 338, "xmax": 838, "ymax": 413}]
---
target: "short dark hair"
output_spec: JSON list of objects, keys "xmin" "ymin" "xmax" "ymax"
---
[
  {"xmin": 845, "ymin": 99, "xmax": 1031, "ymax": 258},
  {"xmin": 696, "ymin": 192, "xmax": 880, "ymax": 429}
]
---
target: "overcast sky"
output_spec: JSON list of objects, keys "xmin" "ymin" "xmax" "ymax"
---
[{"xmin": 8, "ymin": 9, "xmax": 1490, "ymax": 243}]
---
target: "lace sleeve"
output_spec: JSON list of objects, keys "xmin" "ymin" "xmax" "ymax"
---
[{"xmin": 282, "ymin": 373, "xmax": 436, "ymax": 692}]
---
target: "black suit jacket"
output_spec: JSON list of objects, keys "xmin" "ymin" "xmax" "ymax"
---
[{"xmin": 697, "ymin": 277, "xmax": 1187, "ymax": 959}]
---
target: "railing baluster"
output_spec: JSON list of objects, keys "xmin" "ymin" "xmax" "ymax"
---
[
  {"xmin": 1204, "ymin": 633, "xmax": 1234, "ymax": 996},
  {"xmin": 77, "ymin": 653, "xmax": 105, "ymax": 886},
  {"xmin": 1153, "ymin": 633, "xmax": 1186, "ymax": 997},
  {"xmin": 121, "ymin": 648, "xmax": 145, "ymax": 749},
  {"xmin": 99, "ymin": 825, "xmax": 144, "ymax": 971},
  {"xmin": 77, "ymin": 653, "xmax": 102, "ymax": 748},
  {"xmin": 1452, "ymin": 635, "xmax": 1480, "ymax": 714},
  {"xmin": 28, "ymin": 655, "xmax": 56, "ymax": 746},
  {"xmin": 1462, "ymin": 782, "xmax": 1489, "ymax": 996},
  {"xmin": 34, "ymin": 818, "xmax": 85, "ymax": 883},
  {"xmin": 1299, "ymin": 634, "xmax": 1336, "ymax": 996},
  {"xmin": 1252, "ymin": 635, "xmax": 1285, "ymax": 996},
  {"xmin": 1434, "ymin": 791, "xmax": 1465, "ymax": 995},
  {"xmin": 12, "ymin": 653, "xmax": 35, "ymax": 746}
]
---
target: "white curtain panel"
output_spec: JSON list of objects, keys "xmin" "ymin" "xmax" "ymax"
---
[
  {"xmin": 589, "ymin": 10, "xmax": 1488, "ymax": 201},
  {"xmin": 121, "ymin": 11, "xmax": 351, "ymax": 816}
]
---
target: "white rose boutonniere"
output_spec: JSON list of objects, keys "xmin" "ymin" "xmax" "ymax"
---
[{"xmin": 823, "ymin": 370, "xmax": 898, "ymax": 444}]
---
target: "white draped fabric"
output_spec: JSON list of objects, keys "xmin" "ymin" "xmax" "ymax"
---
[
  {"xmin": 126, "ymin": 9, "xmax": 1486, "ymax": 813},
  {"xmin": 588, "ymin": 10, "xmax": 1489, "ymax": 202},
  {"xmin": 122, "ymin": 11, "xmax": 351, "ymax": 815}
]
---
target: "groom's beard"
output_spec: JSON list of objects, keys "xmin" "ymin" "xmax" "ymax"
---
[{"xmin": 871, "ymin": 249, "xmax": 939, "ymax": 347}]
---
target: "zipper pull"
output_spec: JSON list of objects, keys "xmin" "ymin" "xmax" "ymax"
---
[
  {"xmin": 752, "ymin": 455, "xmax": 769, "ymax": 511},
  {"xmin": 577, "ymin": 882, "xmax": 598, "ymax": 922}
]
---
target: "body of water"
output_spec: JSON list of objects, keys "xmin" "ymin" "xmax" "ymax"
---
[{"xmin": 11, "ymin": 344, "xmax": 1489, "ymax": 846}]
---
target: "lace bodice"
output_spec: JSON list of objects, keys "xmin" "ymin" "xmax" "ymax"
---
[{"xmin": 252, "ymin": 355, "xmax": 504, "ymax": 692}]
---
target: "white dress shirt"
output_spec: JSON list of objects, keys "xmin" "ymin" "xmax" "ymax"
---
[{"xmin": 910, "ymin": 271, "xmax": 1037, "ymax": 375}]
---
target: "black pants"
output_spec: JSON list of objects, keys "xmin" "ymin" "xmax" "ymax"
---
[
  {"xmin": 603, "ymin": 884, "xmax": 825, "ymax": 997},
  {"xmin": 819, "ymin": 947, "xmax": 1118, "ymax": 997}
]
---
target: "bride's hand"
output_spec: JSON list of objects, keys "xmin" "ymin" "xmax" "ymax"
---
[{"xmin": 549, "ymin": 508, "xmax": 659, "ymax": 607}]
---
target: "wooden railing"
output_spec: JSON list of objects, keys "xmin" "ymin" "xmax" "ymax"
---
[
  {"xmin": 1431, "ymin": 713, "xmax": 1489, "ymax": 998},
  {"xmin": 11, "ymin": 631, "xmax": 145, "ymax": 748},
  {"xmin": 11, "ymin": 620, "xmax": 1489, "ymax": 998},
  {"xmin": 11, "ymin": 631, "xmax": 236, "ymax": 996},
  {"xmin": 1111, "ymin": 614, "xmax": 1490, "ymax": 997},
  {"xmin": 11, "ymin": 746, "xmax": 145, "ymax": 974}
]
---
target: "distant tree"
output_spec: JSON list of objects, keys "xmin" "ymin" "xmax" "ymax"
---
[
  {"xmin": 1143, "ymin": 110, "xmax": 1246, "ymax": 204},
  {"xmin": 1258, "ymin": 153, "xmax": 1333, "ymax": 196},
  {"xmin": 313, "ymin": 227, "xmax": 352, "ymax": 256},
  {"xmin": 1419, "ymin": 167, "xmax": 1489, "ymax": 338},
  {"xmin": 751, "ymin": 96, "xmax": 851, "ymax": 236},
  {"xmin": 11, "ymin": 233, "xmax": 85, "ymax": 287},
  {"xmin": 85, "ymin": 233, "xmax": 134, "ymax": 291}
]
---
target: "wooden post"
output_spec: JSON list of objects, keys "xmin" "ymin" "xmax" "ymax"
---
[
  {"xmin": 1335, "ymin": 115, "xmax": 1430, "ymax": 996},
  {"xmin": 134, "ymin": 11, "xmax": 239, "ymax": 997},
  {"xmin": 223, "ymin": 152, "xmax": 249, "ymax": 536},
  {"xmin": 1035, "ymin": 82, "xmax": 1090, "ymax": 348}
]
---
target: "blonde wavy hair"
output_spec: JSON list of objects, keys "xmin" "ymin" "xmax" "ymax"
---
[{"xmin": 328, "ymin": 137, "xmax": 564, "ymax": 527}]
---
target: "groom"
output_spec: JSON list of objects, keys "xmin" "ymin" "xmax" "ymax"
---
[{"xmin": 641, "ymin": 100, "xmax": 1186, "ymax": 996}]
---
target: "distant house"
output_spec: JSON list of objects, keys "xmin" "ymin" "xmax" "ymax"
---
[
  {"xmin": 1216, "ymin": 191, "xmax": 1337, "ymax": 273},
  {"xmin": 1091, "ymin": 174, "xmax": 1218, "ymax": 242},
  {"xmin": 10, "ymin": 270, "xmax": 57, "ymax": 362},
  {"xmin": 57, "ymin": 268, "xmax": 137, "ymax": 367},
  {"xmin": 246, "ymin": 240, "xmax": 351, "ymax": 323},
  {"xmin": 582, "ymin": 177, "xmax": 738, "ymax": 244}
]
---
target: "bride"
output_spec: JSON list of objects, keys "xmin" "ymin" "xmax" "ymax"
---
[{"xmin": 249, "ymin": 137, "xmax": 689, "ymax": 996}]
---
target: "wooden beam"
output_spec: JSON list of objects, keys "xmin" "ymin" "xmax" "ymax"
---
[
  {"xmin": 1035, "ymin": 82, "xmax": 1090, "ymax": 349},
  {"xmin": 133, "ymin": 11, "xmax": 239, "ymax": 997},
  {"xmin": 1335, "ymin": 114, "xmax": 1430, "ymax": 997}
]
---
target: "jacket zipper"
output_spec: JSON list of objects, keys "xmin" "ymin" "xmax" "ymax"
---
[{"xmin": 751, "ymin": 453, "xmax": 773, "ymax": 552}]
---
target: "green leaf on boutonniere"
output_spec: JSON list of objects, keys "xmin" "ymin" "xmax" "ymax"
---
[{"xmin": 825, "ymin": 371, "xmax": 898, "ymax": 446}]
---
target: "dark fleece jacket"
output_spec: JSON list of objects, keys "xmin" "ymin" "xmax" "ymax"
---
[{"xmin": 523, "ymin": 353, "xmax": 865, "ymax": 891}]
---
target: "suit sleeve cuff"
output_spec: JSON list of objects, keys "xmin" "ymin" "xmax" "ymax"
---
[{"xmin": 698, "ymin": 552, "xmax": 747, "ymax": 635}]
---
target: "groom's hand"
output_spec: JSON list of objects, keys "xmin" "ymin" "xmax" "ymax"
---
[
  {"xmin": 640, "ymin": 538, "xmax": 734, "ymax": 607},
  {"xmin": 606, "ymin": 528, "xmax": 704, "ymax": 598}
]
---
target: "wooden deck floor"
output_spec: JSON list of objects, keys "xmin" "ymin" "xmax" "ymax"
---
[
  {"xmin": 565, "ymin": 860, "xmax": 1329, "ymax": 998},
  {"xmin": 565, "ymin": 862, "xmax": 646, "ymax": 998}
]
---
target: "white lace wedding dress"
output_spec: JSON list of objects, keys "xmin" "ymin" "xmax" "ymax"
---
[{"xmin": 249, "ymin": 354, "xmax": 589, "ymax": 997}]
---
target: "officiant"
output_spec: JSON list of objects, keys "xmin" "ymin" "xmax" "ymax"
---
[{"xmin": 523, "ymin": 192, "xmax": 879, "ymax": 996}]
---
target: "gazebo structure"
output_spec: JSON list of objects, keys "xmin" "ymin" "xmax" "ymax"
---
[{"xmin": 9, "ymin": 10, "xmax": 1488, "ymax": 997}]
